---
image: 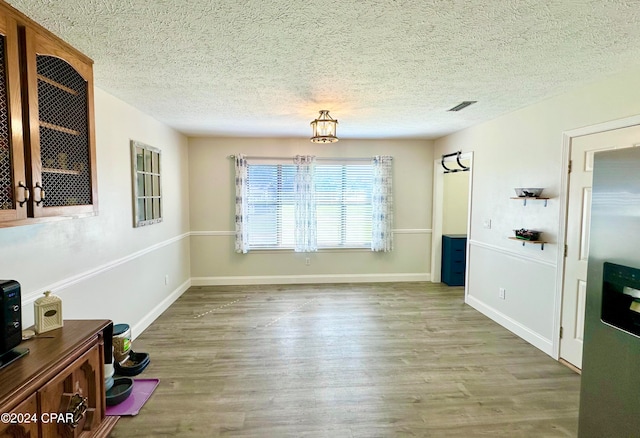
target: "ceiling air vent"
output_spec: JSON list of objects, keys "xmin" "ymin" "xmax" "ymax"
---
[{"xmin": 448, "ymin": 101, "xmax": 477, "ymax": 112}]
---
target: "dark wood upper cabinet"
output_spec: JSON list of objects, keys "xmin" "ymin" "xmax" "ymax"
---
[{"xmin": 0, "ymin": 0, "xmax": 97, "ymax": 227}]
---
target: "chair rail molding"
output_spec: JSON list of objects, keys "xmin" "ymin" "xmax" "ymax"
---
[{"xmin": 21, "ymin": 232, "xmax": 190, "ymax": 305}]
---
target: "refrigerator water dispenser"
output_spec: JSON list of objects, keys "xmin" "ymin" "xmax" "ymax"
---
[{"xmin": 601, "ymin": 262, "xmax": 640, "ymax": 337}]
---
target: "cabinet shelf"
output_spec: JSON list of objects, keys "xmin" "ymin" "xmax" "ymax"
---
[
  {"xmin": 508, "ymin": 237, "xmax": 546, "ymax": 250},
  {"xmin": 511, "ymin": 196, "xmax": 549, "ymax": 206},
  {"xmin": 39, "ymin": 120, "xmax": 80, "ymax": 136},
  {"xmin": 42, "ymin": 167, "xmax": 80, "ymax": 175},
  {"xmin": 37, "ymin": 74, "xmax": 78, "ymax": 96}
]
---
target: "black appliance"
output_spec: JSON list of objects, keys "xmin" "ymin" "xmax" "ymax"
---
[
  {"xmin": 0, "ymin": 280, "xmax": 21, "ymax": 354},
  {"xmin": 601, "ymin": 262, "xmax": 640, "ymax": 337},
  {"xmin": 0, "ymin": 280, "xmax": 28, "ymax": 369}
]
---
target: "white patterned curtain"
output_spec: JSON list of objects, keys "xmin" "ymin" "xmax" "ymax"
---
[
  {"xmin": 371, "ymin": 155, "xmax": 393, "ymax": 252},
  {"xmin": 234, "ymin": 154, "xmax": 250, "ymax": 253},
  {"xmin": 294, "ymin": 155, "xmax": 317, "ymax": 252}
]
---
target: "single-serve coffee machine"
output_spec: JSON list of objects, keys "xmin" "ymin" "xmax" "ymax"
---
[{"xmin": 0, "ymin": 280, "xmax": 29, "ymax": 369}]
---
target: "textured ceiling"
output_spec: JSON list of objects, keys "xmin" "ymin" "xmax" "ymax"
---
[{"xmin": 6, "ymin": 0, "xmax": 640, "ymax": 139}]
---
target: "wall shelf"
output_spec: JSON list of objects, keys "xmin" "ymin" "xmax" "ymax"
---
[
  {"xmin": 508, "ymin": 237, "xmax": 546, "ymax": 250},
  {"xmin": 510, "ymin": 196, "xmax": 549, "ymax": 207}
]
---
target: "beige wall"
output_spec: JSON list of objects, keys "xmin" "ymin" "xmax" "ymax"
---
[
  {"xmin": 188, "ymin": 137, "xmax": 434, "ymax": 284},
  {"xmin": 434, "ymin": 67, "xmax": 640, "ymax": 355},
  {"xmin": 0, "ymin": 87, "xmax": 191, "ymax": 336}
]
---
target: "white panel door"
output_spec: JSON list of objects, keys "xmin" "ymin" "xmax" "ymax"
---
[{"xmin": 560, "ymin": 125, "xmax": 640, "ymax": 368}]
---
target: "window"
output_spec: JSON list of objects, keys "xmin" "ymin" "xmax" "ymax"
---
[
  {"xmin": 315, "ymin": 165, "xmax": 373, "ymax": 247},
  {"xmin": 246, "ymin": 164, "xmax": 296, "ymax": 248},
  {"xmin": 131, "ymin": 140, "xmax": 162, "ymax": 227},
  {"xmin": 244, "ymin": 161, "xmax": 373, "ymax": 249}
]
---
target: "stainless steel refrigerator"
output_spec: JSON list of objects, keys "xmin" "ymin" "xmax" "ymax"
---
[{"xmin": 578, "ymin": 146, "xmax": 640, "ymax": 437}]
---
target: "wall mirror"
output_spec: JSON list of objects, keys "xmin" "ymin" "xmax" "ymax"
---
[{"xmin": 131, "ymin": 140, "xmax": 162, "ymax": 227}]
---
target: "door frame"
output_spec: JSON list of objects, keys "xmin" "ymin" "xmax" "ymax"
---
[
  {"xmin": 431, "ymin": 151, "xmax": 474, "ymax": 300},
  {"xmin": 554, "ymin": 114, "xmax": 640, "ymax": 360}
]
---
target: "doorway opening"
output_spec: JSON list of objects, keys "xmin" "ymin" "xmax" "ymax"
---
[{"xmin": 431, "ymin": 152, "xmax": 474, "ymax": 297}]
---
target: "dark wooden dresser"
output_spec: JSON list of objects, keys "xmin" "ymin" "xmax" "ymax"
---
[{"xmin": 0, "ymin": 320, "xmax": 118, "ymax": 437}]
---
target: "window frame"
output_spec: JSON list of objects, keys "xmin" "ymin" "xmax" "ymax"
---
[{"xmin": 131, "ymin": 140, "xmax": 162, "ymax": 227}]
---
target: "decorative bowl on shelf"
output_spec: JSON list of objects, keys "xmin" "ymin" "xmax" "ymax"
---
[
  {"xmin": 514, "ymin": 188, "xmax": 543, "ymax": 198},
  {"xmin": 514, "ymin": 228, "xmax": 541, "ymax": 241}
]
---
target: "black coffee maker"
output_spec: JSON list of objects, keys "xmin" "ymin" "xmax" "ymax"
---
[{"xmin": 0, "ymin": 280, "xmax": 28, "ymax": 369}]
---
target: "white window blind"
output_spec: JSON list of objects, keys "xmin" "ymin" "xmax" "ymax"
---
[
  {"xmin": 246, "ymin": 164, "xmax": 296, "ymax": 248},
  {"xmin": 245, "ymin": 161, "xmax": 374, "ymax": 249},
  {"xmin": 315, "ymin": 164, "xmax": 373, "ymax": 248}
]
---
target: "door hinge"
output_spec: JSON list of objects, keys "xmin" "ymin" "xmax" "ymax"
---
[
  {"xmin": 564, "ymin": 244, "xmax": 568, "ymax": 257},
  {"xmin": 568, "ymin": 160, "xmax": 572, "ymax": 173},
  {"xmin": 560, "ymin": 327, "xmax": 564, "ymax": 339}
]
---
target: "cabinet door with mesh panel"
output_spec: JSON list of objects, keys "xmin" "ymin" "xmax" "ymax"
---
[
  {"xmin": 23, "ymin": 28, "xmax": 97, "ymax": 218},
  {"xmin": 0, "ymin": 15, "xmax": 27, "ymax": 223}
]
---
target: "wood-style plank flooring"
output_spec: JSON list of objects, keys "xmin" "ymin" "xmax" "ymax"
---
[{"xmin": 109, "ymin": 283, "xmax": 580, "ymax": 437}]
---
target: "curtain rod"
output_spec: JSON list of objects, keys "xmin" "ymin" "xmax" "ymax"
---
[{"xmin": 228, "ymin": 155, "xmax": 373, "ymax": 162}]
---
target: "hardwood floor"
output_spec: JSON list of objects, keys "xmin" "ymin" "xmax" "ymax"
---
[{"xmin": 110, "ymin": 283, "xmax": 580, "ymax": 437}]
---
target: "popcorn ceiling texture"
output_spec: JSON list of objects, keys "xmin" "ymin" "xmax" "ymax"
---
[{"xmin": 7, "ymin": 0, "xmax": 640, "ymax": 139}]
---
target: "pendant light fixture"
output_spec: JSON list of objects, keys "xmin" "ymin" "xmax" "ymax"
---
[{"xmin": 310, "ymin": 110, "xmax": 338, "ymax": 143}]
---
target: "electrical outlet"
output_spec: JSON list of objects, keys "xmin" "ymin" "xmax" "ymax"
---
[
  {"xmin": 165, "ymin": 274, "xmax": 169, "ymax": 285},
  {"xmin": 499, "ymin": 288, "xmax": 506, "ymax": 300},
  {"xmin": 305, "ymin": 257, "xmax": 311, "ymax": 266},
  {"xmin": 483, "ymin": 219, "xmax": 492, "ymax": 229}
]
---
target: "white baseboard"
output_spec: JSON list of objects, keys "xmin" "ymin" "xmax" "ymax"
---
[
  {"xmin": 191, "ymin": 273, "xmax": 430, "ymax": 286},
  {"xmin": 466, "ymin": 295, "xmax": 554, "ymax": 357},
  {"xmin": 131, "ymin": 278, "xmax": 191, "ymax": 340}
]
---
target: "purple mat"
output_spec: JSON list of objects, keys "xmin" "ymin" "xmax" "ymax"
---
[{"xmin": 106, "ymin": 378, "xmax": 159, "ymax": 416}]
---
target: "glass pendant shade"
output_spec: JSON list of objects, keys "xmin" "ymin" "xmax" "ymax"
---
[{"xmin": 310, "ymin": 110, "xmax": 338, "ymax": 143}]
